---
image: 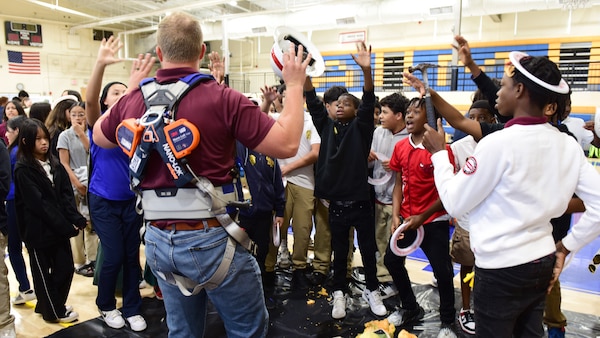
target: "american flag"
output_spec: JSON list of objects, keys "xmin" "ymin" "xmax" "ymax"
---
[{"xmin": 7, "ymin": 50, "xmax": 41, "ymax": 75}]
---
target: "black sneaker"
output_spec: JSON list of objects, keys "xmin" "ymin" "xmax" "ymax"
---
[
  {"xmin": 386, "ymin": 305, "xmax": 425, "ymax": 326},
  {"xmin": 262, "ymin": 271, "xmax": 276, "ymax": 291},
  {"xmin": 307, "ymin": 271, "xmax": 327, "ymax": 286},
  {"xmin": 265, "ymin": 294, "xmax": 277, "ymax": 310},
  {"xmin": 75, "ymin": 263, "xmax": 94, "ymax": 277},
  {"xmin": 292, "ymin": 268, "xmax": 310, "ymax": 290}
]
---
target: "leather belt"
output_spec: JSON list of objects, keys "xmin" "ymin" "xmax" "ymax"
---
[{"xmin": 151, "ymin": 218, "xmax": 221, "ymax": 231}]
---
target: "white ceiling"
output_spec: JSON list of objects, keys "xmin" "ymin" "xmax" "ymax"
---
[{"xmin": 3, "ymin": 0, "xmax": 600, "ymax": 39}]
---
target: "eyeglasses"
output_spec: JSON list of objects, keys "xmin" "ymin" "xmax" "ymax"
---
[
  {"xmin": 70, "ymin": 113, "xmax": 85, "ymax": 118},
  {"xmin": 5, "ymin": 129, "xmax": 15, "ymax": 134}
]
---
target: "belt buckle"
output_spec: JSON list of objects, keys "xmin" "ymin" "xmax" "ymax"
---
[
  {"xmin": 342, "ymin": 200, "xmax": 355, "ymax": 207},
  {"xmin": 249, "ymin": 241, "xmax": 258, "ymax": 255}
]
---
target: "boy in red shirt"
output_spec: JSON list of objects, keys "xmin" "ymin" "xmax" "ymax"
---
[{"xmin": 385, "ymin": 97, "xmax": 458, "ymax": 337}]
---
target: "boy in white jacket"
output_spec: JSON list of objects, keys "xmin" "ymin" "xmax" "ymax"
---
[{"xmin": 413, "ymin": 52, "xmax": 600, "ymax": 337}]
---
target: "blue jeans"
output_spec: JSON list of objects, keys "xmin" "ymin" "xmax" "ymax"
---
[
  {"xmin": 474, "ymin": 254, "xmax": 555, "ymax": 337},
  {"xmin": 89, "ymin": 193, "xmax": 142, "ymax": 318},
  {"xmin": 5, "ymin": 199, "xmax": 30, "ymax": 292},
  {"xmin": 145, "ymin": 224, "xmax": 268, "ymax": 338}
]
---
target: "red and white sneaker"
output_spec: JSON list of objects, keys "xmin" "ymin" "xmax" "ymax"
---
[{"xmin": 459, "ymin": 308, "xmax": 475, "ymax": 335}]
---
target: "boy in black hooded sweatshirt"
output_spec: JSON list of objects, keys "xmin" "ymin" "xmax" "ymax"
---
[{"xmin": 303, "ymin": 42, "xmax": 386, "ymax": 320}]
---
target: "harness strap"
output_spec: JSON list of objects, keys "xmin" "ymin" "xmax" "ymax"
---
[
  {"xmin": 126, "ymin": 74, "xmax": 257, "ymax": 292},
  {"xmin": 136, "ymin": 116, "xmax": 197, "ymax": 187},
  {"xmin": 155, "ymin": 236, "xmax": 236, "ymax": 296},
  {"xmin": 139, "ymin": 73, "xmax": 213, "ymax": 119},
  {"xmin": 216, "ymin": 214, "xmax": 257, "ymax": 254},
  {"xmin": 141, "ymin": 185, "xmax": 235, "ymax": 220},
  {"xmin": 128, "ymin": 73, "xmax": 214, "ymax": 188}
]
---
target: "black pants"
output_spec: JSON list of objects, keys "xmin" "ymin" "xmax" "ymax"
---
[
  {"xmin": 240, "ymin": 211, "xmax": 273, "ymax": 275},
  {"xmin": 329, "ymin": 200, "xmax": 378, "ymax": 292},
  {"xmin": 384, "ymin": 220, "xmax": 456, "ymax": 324},
  {"xmin": 29, "ymin": 241, "xmax": 74, "ymax": 321},
  {"xmin": 474, "ymin": 254, "xmax": 554, "ymax": 337}
]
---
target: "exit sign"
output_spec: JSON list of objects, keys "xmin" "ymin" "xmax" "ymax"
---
[{"xmin": 339, "ymin": 31, "xmax": 366, "ymax": 44}]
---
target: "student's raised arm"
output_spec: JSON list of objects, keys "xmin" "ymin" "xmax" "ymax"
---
[
  {"xmin": 254, "ymin": 44, "xmax": 311, "ymax": 158},
  {"xmin": 91, "ymin": 52, "xmax": 154, "ymax": 149},
  {"xmin": 208, "ymin": 51, "xmax": 225, "ymax": 85},
  {"xmin": 351, "ymin": 42, "xmax": 373, "ymax": 92},
  {"xmin": 403, "ymin": 72, "xmax": 483, "ymax": 141},
  {"xmin": 85, "ymin": 36, "xmax": 123, "ymax": 128},
  {"xmin": 260, "ymin": 85, "xmax": 278, "ymax": 114},
  {"xmin": 454, "ymin": 35, "xmax": 503, "ymax": 121},
  {"xmin": 454, "ymin": 35, "xmax": 481, "ymax": 78}
]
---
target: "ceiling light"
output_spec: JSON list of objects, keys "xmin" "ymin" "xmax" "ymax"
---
[
  {"xmin": 336, "ymin": 17, "xmax": 356, "ymax": 25},
  {"xmin": 429, "ymin": 6, "xmax": 453, "ymax": 15},
  {"xmin": 560, "ymin": 0, "xmax": 589, "ymax": 9}
]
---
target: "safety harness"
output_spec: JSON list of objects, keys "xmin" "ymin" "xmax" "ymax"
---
[{"xmin": 115, "ymin": 73, "xmax": 254, "ymax": 296}]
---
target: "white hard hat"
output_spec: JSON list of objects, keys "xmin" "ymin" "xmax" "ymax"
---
[{"xmin": 269, "ymin": 26, "xmax": 325, "ymax": 79}]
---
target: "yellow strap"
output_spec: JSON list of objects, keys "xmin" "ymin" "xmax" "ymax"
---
[{"xmin": 463, "ymin": 271, "xmax": 475, "ymax": 290}]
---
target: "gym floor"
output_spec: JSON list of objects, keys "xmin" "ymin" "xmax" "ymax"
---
[{"xmin": 7, "ymin": 215, "xmax": 600, "ymax": 337}]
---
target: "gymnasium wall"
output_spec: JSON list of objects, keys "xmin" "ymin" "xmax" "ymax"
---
[{"xmin": 1, "ymin": 6, "xmax": 599, "ymax": 116}]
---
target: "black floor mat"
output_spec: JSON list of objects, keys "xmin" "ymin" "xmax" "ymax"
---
[{"xmin": 47, "ymin": 268, "xmax": 600, "ymax": 338}]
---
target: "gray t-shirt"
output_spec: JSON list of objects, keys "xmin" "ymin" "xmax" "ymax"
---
[{"xmin": 56, "ymin": 126, "xmax": 88, "ymax": 171}]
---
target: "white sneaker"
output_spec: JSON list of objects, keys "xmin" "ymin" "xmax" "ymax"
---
[
  {"xmin": 0, "ymin": 326, "xmax": 16, "ymax": 338},
  {"xmin": 127, "ymin": 315, "xmax": 147, "ymax": 332},
  {"xmin": 387, "ymin": 310, "xmax": 403, "ymax": 327},
  {"xmin": 459, "ymin": 308, "xmax": 476, "ymax": 334},
  {"xmin": 11, "ymin": 289, "xmax": 36, "ymax": 305},
  {"xmin": 362, "ymin": 288, "xmax": 387, "ymax": 316},
  {"xmin": 100, "ymin": 309, "xmax": 125, "ymax": 329},
  {"xmin": 58, "ymin": 310, "xmax": 79, "ymax": 323},
  {"xmin": 378, "ymin": 282, "xmax": 399, "ymax": 300},
  {"xmin": 438, "ymin": 323, "xmax": 458, "ymax": 338},
  {"xmin": 331, "ymin": 290, "xmax": 347, "ymax": 319},
  {"xmin": 386, "ymin": 306, "xmax": 425, "ymax": 327}
]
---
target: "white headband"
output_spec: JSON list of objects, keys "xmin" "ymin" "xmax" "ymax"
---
[
  {"xmin": 508, "ymin": 51, "xmax": 570, "ymax": 94},
  {"xmin": 51, "ymin": 94, "xmax": 79, "ymax": 110}
]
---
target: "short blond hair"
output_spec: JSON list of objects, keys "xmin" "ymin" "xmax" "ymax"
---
[{"xmin": 157, "ymin": 12, "xmax": 203, "ymax": 63}]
